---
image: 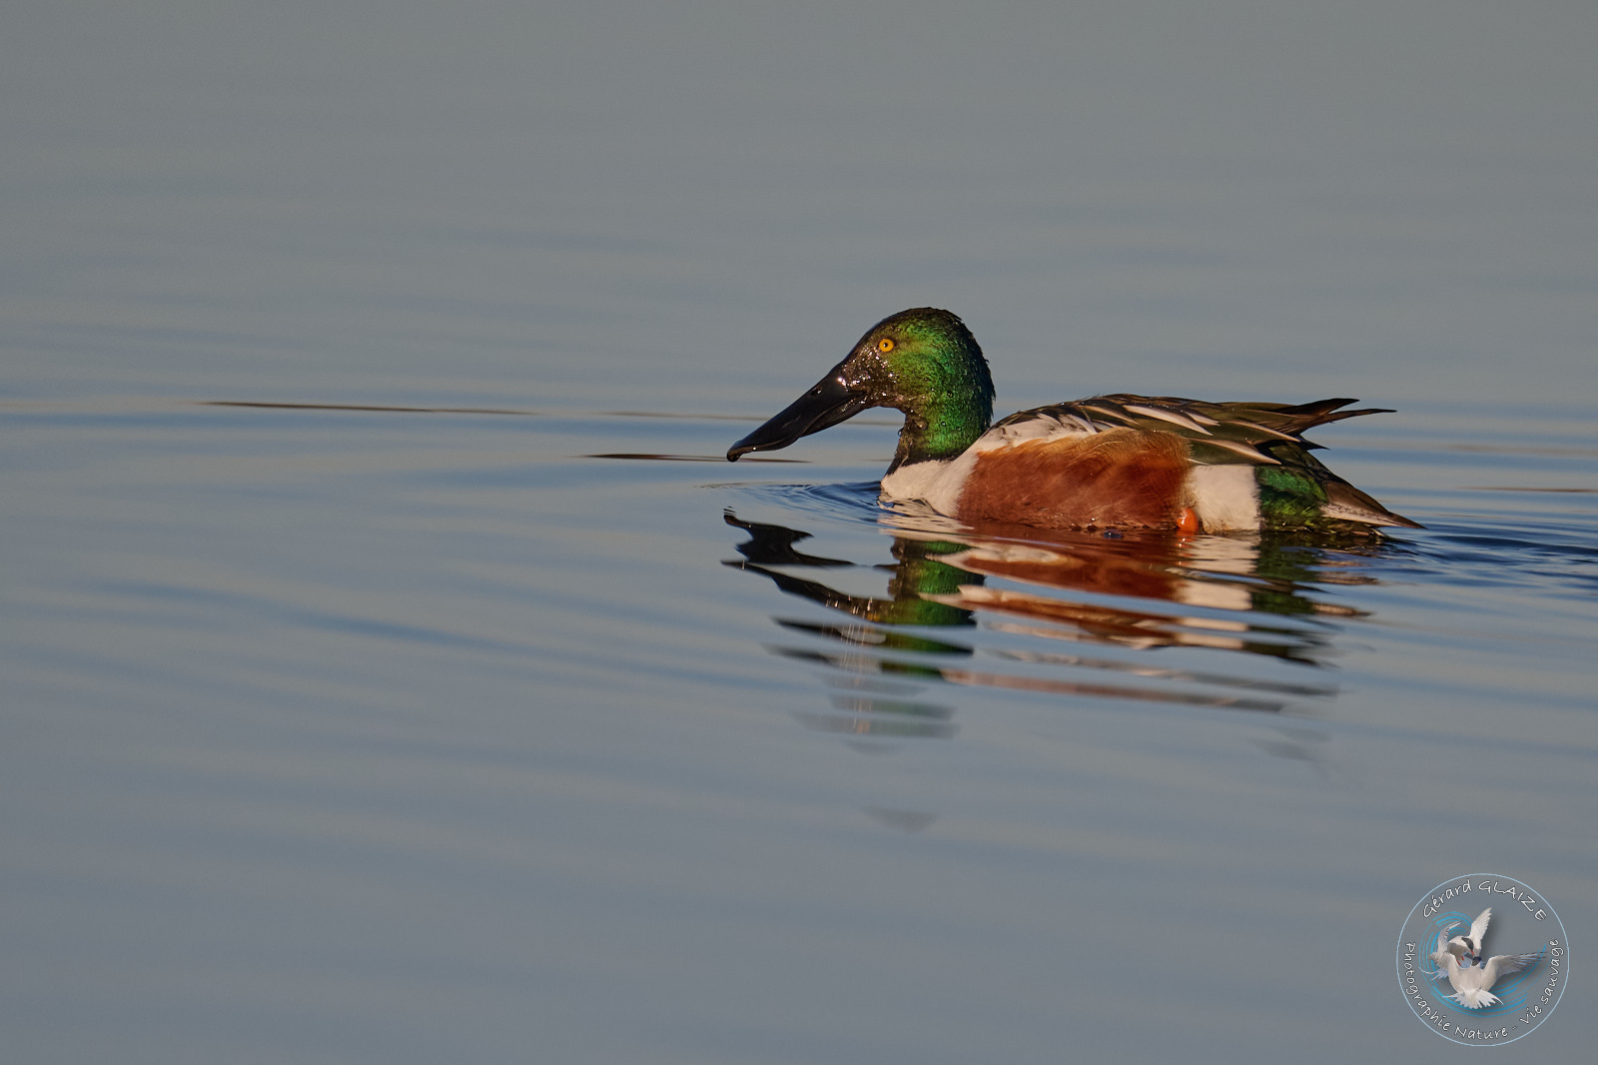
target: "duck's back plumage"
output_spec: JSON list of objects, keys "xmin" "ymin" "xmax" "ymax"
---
[{"xmin": 881, "ymin": 394, "xmax": 1419, "ymax": 533}]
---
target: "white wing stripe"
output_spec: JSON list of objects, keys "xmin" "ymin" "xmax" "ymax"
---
[{"xmin": 1122, "ymin": 404, "xmax": 1214, "ymax": 434}]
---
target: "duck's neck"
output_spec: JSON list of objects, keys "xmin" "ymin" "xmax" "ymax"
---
[{"xmin": 889, "ymin": 392, "xmax": 992, "ymax": 472}]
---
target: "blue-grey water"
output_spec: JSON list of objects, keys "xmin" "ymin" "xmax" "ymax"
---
[{"xmin": 3, "ymin": 2, "xmax": 1595, "ymax": 1062}]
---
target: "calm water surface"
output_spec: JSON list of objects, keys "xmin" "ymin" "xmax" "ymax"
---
[{"xmin": 3, "ymin": 3, "xmax": 1596, "ymax": 1063}]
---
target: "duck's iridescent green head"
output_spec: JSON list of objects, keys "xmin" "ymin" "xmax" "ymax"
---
[{"xmin": 727, "ymin": 307, "xmax": 996, "ymax": 471}]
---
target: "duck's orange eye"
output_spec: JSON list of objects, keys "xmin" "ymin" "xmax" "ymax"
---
[{"xmin": 877, "ymin": 337, "xmax": 895, "ymax": 353}]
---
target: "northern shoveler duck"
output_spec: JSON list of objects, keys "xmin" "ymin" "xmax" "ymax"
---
[{"xmin": 726, "ymin": 307, "xmax": 1420, "ymax": 533}]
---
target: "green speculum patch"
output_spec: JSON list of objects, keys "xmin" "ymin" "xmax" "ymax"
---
[{"xmin": 1256, "ymin": 465, "xmax": 1330, "ymax": 526}]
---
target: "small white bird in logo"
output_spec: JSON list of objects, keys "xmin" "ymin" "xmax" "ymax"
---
[
  {"xmin": 1430, "ymin": 907, "xmax": 1542, "ymax": 1009},
  {"xmin": 1445, "ymin": 907, "xmax": 1493, "ymax": 965}
]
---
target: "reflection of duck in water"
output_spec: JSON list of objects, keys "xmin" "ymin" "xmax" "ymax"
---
[
  {"xmin": 724, "ymin": 512, "xmax": 981, "ymax": 633},
  {"xmin": 724, "ymin": 512, "xmax": 1346, "ymax": 712},
  {"xmin": 727, "ymin": 308, "xmax": 1419, "ymax": 535},
  {"xmin": 727, "ymin": 510, "xmax": 1366, "ymax": 640},
  {"xmin": 1430, "ymin": 910, "xmax": 1541, "ymax": 1009}
]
